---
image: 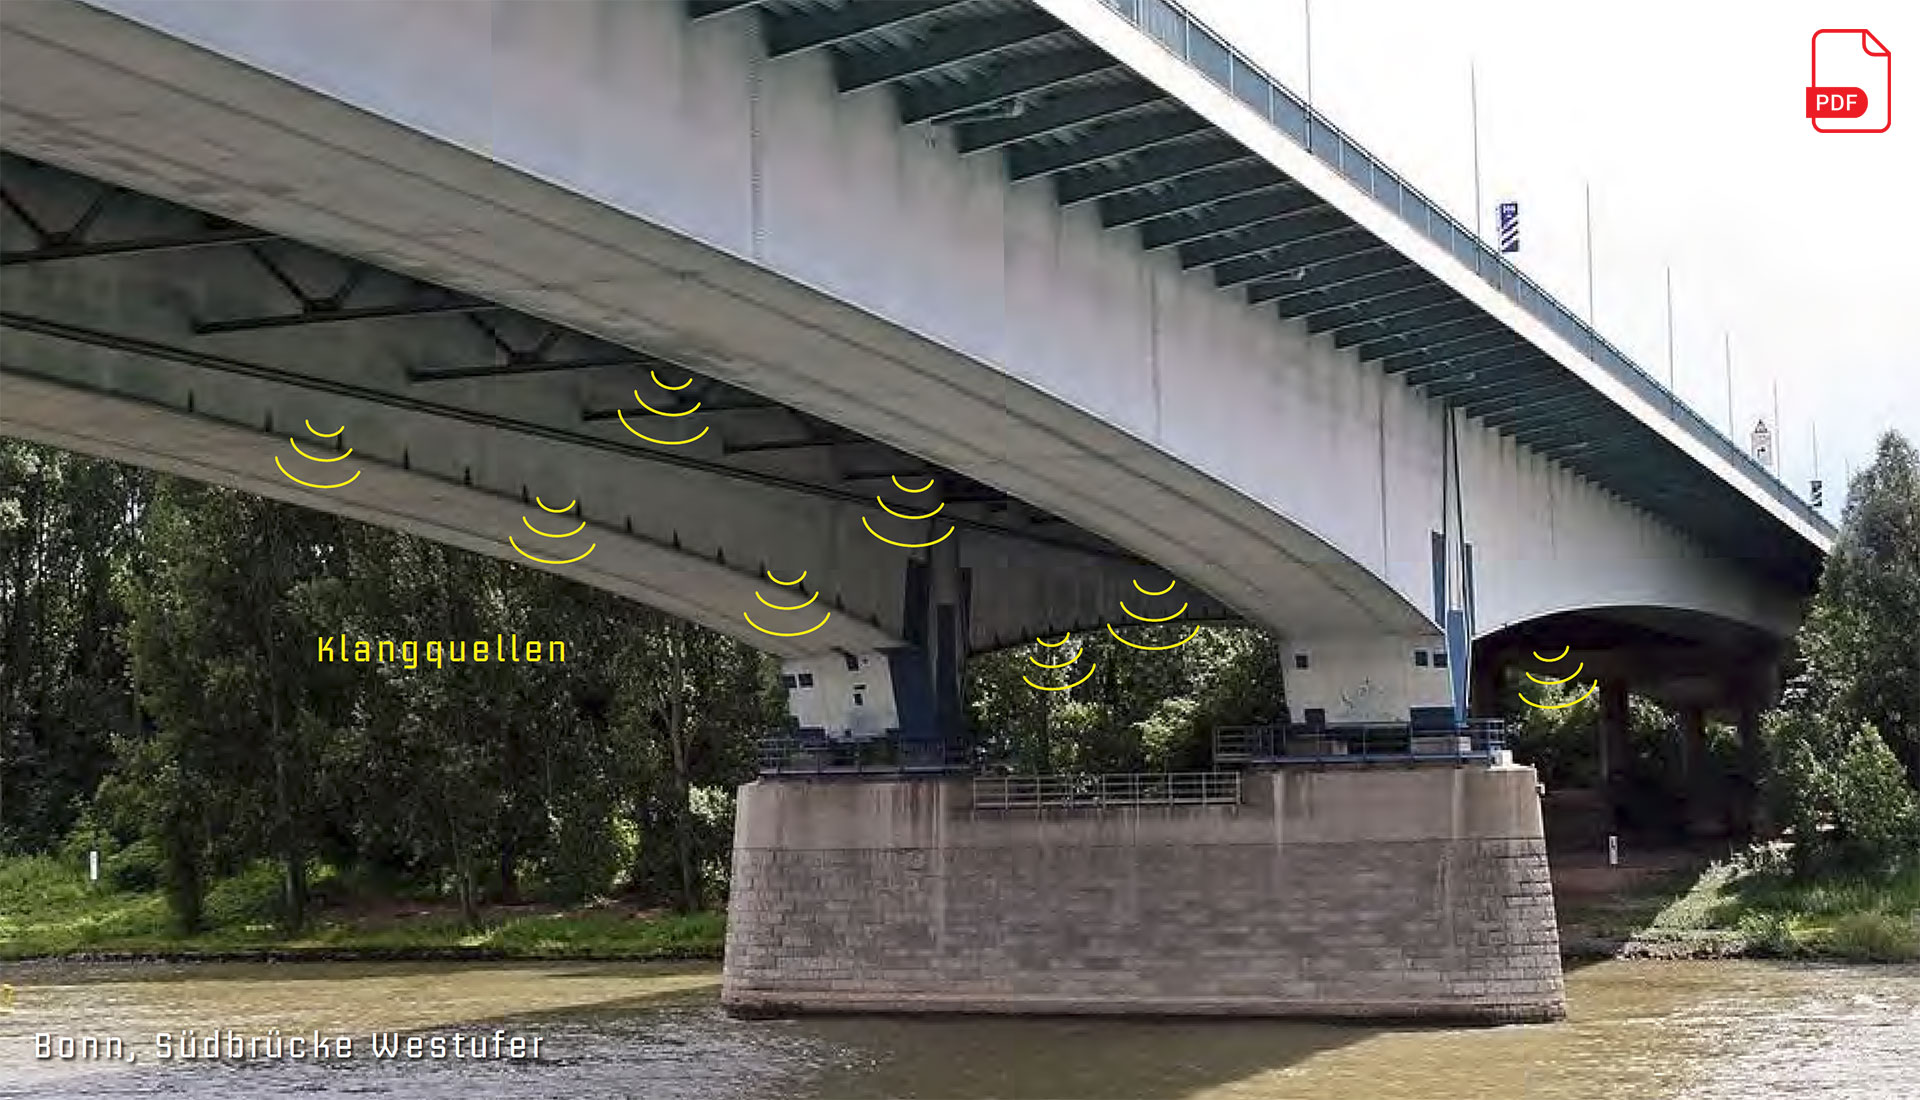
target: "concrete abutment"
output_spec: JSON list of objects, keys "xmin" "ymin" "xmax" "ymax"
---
[{"xmin": 722, "ymin": 765, "xmax": 1565, "ymax": 1023}]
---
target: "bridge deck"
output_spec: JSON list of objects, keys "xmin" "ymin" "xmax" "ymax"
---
[{"xmin": 690, "ymin": 0, "xmax": 1829, "ymax": 585}]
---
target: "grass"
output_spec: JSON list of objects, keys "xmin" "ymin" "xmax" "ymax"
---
[
  {"xmin": 0, "ymin": 855, "xmax": 725, "ymax": 962},
  {"xmin": 1570, "ymin": 847, "xmax": 1920, "ymax": 961},
  {"xmin": 1705, "ymin": 855, "xmax": 1920, "ymax": 961}
]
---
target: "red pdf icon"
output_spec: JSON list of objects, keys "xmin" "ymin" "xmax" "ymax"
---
[{"xmin": 1808, "ymin": 29, "xmax": 1890, "ymax": 133}]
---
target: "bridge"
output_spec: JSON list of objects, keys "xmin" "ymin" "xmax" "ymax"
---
[{"xmin": 0, "ymin": 0, "xmax": 1830, "ymax": 1023}]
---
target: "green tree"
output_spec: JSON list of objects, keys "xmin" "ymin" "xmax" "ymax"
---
[
  {"xmin": 965, "ymin": 625, "xmax": 1287, "ymax": 774},
  {"xmin": 1765, "ymin": 431, "xmax": 1920, "ymax": 874}
]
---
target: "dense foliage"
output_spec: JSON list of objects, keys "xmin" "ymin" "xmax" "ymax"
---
[
  {"xmin": 1764, "ymin": 432, "xmax": 1920, "ymax": 875},
  {"xmin": 3, "ymin": 441, "xmax": 1285, "ymax": 934},
  {"xmin": 966, "ymin": 625, "xmax": 1287, "ymax": 773},
  {"xmin": 1, "ymin": 441, "xmax": 775, "ymax": 930}
]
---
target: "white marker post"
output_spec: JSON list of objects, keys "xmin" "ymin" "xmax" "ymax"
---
[
  {"xmin": 1607, "ymin": 834, "xmax": 1620, "ymax": 868},
  {"xmin": 89, "ymin": 849, "xmax": 99, "ymax": 883}
]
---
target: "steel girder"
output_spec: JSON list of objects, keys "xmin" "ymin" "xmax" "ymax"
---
[
  {"xmin": 1315, "ymin": 292, "xmax": 1473, "ymax": 340},
  {"xmin": 1351, "ymin": 314, "xmax": 1503, "ymax": 360},
  {"xmin": 1055, "ymin": 139, "xmax": 1253, "ymax": 205},
  {"xmin": 1100, "ymin": 161, "xmax": 1289, "ymax": 227},
  {"xmin": 1005, "ymin": 110, "xmax": 1206, "ymax": 179},
  {"xmin": 761, "ymin": 1, "xmax": 970, "ymax": 57},
  {"xmin": 896, "ymin": 48, "xmax": 1119, "ymax": 125},
  {"xmin": 1135, "ymin": 186, "xmax": 1317, "ymax": 249},
  {"xmin": 832, "ymin": 10, "xmax": 1062, "ymax": 91},
  {"xmin": 1248, "ymin": 256, "xmax": 1414, "ymax": 306},
  {"xmin": 1270, "ymin": 267, "xmax": 1428, "ymax": 315},
  {"xmin": 1176, "ymin": 205, "xmax": 1352, "ymax": 268},
  {"xmin": 958, "ymin": 82, "xmax": 1162, "ymax": 153}
]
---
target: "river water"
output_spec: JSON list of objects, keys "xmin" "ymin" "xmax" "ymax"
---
[{"xmin": 1, "ymin": 959, "xmax": 1915, "ymax": 1099}]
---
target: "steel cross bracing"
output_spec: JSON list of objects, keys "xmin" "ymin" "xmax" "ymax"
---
[{"xmin": 687, "ymin": 0, "xmax": 1827, "ymax": 588}]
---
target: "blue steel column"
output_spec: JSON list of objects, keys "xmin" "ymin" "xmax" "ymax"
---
[{"xmin": 885, "ymin": 534, "xmax": 969, "ymax": 758}]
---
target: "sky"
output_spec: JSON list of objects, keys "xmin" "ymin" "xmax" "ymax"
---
[{"xmin": 1182, "ymin": 0, "xmax": 1917, "ymax": 521}]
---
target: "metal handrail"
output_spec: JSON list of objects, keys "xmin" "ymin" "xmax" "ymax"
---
[
  {"xmin": 973, "ymin": 771, "xmax": 1241, "ymax": 809},
  {"xmin": 758, "ymin": 732, "xmax": 970, "ymax": 776},
  {"xmin": 1214, "ymin": 720, "xmax": 1506, "ymax": 766},
  {"xmin": 1094, "ymin": 0, "xmax": 1829, "ymax": 536}
]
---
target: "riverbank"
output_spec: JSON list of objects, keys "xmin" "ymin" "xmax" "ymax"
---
[
  {"xmin": 1554, "ymin": 846, "xmax": 1920, "ymax": 962},
  {"xmin": 6, "ymin": 850, "xmax": 1916, "ymax": 965},
  {"xmin": 0, "ymin": 856, "xmax": 723, "ymax": 962}
]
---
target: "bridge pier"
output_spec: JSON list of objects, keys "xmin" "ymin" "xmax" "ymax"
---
[
  {"xmin": 722, "ymin": 764, "xmax": 1565, "ymax": 1022},
  {"xmin": 1597, "ymin": 679, "xmax": 1631, "ymax": 834}
]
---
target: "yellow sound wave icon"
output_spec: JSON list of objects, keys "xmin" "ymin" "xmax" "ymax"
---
[
  {"xmin": 651, "ymin": 370, "xmax": 692, "ymax": 391},
  {"xmin": 864, "ymin": 476, "xmax": 955, "ymax": 547},
  {"xmin": 1106, "ymin": 575, "xmax": 1193, "ymax": 645},
  {"xmin": 1025, "ymin": 634, "xmax": 1090, "ymax": 691},
  {"xmin": 861, "ymin": 515, "xmax": 954, "ymax": 548},
  {"xmin": 743, "ymin": 569, "xmax": 831, "ymax": 637},
  {"xmin": 743, "ymin": 610, "xmax": 832, "ymax": 637},
  {"xmin": 617, "ymin": 409, "xmax": 709, "ymax": 446},
  {"xmin": 1106, "ymin": 623, "xmax": 1201, "ymax": 651},
  {"xmin": 1518, "ymin": 645, "xmax": 1594, "ymax": 709},
  {"xmin": 275, "ymin": 422, "xmax": 361, "ymax": 489},
  {"xmin": 509, "ymin": 490, "xmax": 595, "ymax": 565},
  {"xmin": 1023, "ymin": 664, "xmax": 1097, "ymax": 691},
  {"xmin": 877, "ymin": 497, "xmax": 945, "ymax": 521},
  {"xmin": 508, "ymin": 537, "xmax": 597, "ymax": 565},
  {"xmin": 1120, "ymin": 600, "xmax": 1188, "ymax": 623},
  {"xmin": 288, "ymin": 440, "xmax": 352, "ymax": 463},
  {"xmin": 634, "ymin": 390, "xmax": 700, "ymax": 417},
  {"xmin": 755, "ymin": 589, "xmax": 819, "ymax": 611},
  {"xmin": 1521, "ymin": 683, "xmax": 1599, "ymax": 710},
  {"xmin": 1525, "ymin": 662, "xmax": 1585, "ymax": 686},
  {"xmin": 523, "ymin": 516, "xmax": 587, "ymax": 539}
]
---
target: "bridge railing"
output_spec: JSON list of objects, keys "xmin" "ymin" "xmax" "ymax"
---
[
  {"xmin": 757, "ymin": 732, "xmax": 971, "ymax": 776},
  {"xmin": 1094, "ymin": 0, "xmax": 1826, "ymax": 535},
  {"xmin": 972, "ymin": 771, "xmax": 1242, "ymax": 810},
  {"xmin": 1213, "ymin": 720, "xmax": 1507, "ymax": 766}
]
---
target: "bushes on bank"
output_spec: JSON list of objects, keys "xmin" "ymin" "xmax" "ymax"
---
[{"xmin": 1826, "ymin": 912, "xmax": 1920, "ymax": 962}]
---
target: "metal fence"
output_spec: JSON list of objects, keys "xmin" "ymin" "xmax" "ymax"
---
[
  {"xmin": 757, "ymin": 733, "xmax": 971, "ymax": 776},
  {"xmin": 1095, "ymin": 0, "xmax": 1826, "ymax": 534},
  {"xmin": 972, "ymin": 771, "xmax": 1242, "ymax": 809},
  {"xmin": 1213, "ymin": 720, "xmax": 1507, "ymax": 766}
]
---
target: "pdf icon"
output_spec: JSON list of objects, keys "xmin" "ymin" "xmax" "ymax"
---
[{"xmin": 1807, "ymin": 29, "xmax": 1890, "ymax": 132}]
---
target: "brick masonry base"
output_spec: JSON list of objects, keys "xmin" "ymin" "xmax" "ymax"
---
[{"xmin": 723, "ymin": 765, "xmax": 1565, "ymax": 1023}]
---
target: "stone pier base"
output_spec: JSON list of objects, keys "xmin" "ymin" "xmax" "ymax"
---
[{"xmin": 722, "ymin": 765, "xmax": 1565, "ymax": 1023}]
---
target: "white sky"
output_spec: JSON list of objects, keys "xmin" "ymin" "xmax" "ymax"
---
[{"xmin": 1182, "ymin": 0, "xmax": 1917, "ymax": 520}]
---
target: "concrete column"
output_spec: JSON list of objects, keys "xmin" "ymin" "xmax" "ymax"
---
[
  {"xmin": 927, "ymin": 533, "xmax": 967, "ymax": 747},
  {"xmin": 1737, "ymin": 700, "xmax": 1763, "ymax": 840},
  {"xmin": 1597, "ymin": 679, "xmax": 1630, "ymax": 833},
  {"xmin": 724, "ymin": 764, "xmax": 1565, "ymax": 1023},
  {"xmin": 883, "ymin": 540, "xmax": 970, "ymax": 752},
  {"xmin": 1676, "ymin": 705, "xmax": 1709, "ymax": 838}
]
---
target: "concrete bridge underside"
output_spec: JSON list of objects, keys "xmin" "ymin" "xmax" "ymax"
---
[{"xmin": 3, "ymin": 155, "xmax": 1215, "ymax": 661}]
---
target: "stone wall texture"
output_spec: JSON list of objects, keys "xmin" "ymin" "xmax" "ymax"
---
[{"xmin": 723, "ymin": 765, "xmax": 1565, "ymax": 1022}]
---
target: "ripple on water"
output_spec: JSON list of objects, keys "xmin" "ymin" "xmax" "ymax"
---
[{"xmin": 1, "ymin": 959, "xmax": 1915, "ymax": 1099}]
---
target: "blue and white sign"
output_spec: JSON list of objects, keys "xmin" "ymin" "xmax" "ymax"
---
[{"xmin": 1496, "ymin": 201, "xmax": 1520, "ymax": 253}]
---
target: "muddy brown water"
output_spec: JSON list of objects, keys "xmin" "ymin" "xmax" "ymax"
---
[{"xmin": 1, "ymin": 958, "xmax": 1915, "ymax": 1098}]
